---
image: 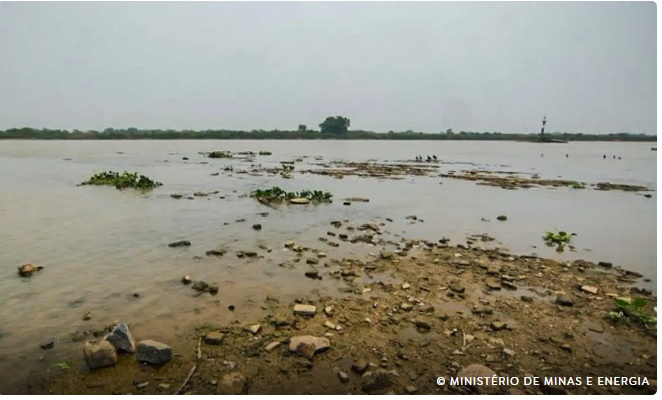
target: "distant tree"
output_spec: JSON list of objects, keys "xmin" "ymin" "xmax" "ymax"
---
[
  {"xmin": 319, "ymin": 116, "xmax": 350, "ymax": 134},
  {"xmin": 298, "ymin": 124, "xmax": 307, "ymax": 132},
  {"xmin": 446, "ymin": 129, "xmax": 454, "ymax": 134}
]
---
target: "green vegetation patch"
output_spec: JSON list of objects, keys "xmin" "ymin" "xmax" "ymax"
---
[
  {"xmin": 207, "ymin": 151, "xmax": 233, "ymax": 159},
  {"xmin": 606, "ymin": 297, "xmax": 656, "ymax": 330},
  {"xmin": 80, "ymin": 171, "xmax": 162, "ymax": 190},
  {"xmin": 250, "ymin": 186, "xmax": 332, "ymax": 204}
]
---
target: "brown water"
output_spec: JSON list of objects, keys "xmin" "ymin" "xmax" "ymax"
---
[{"xmin": 0, "ymin": 140, "xmax": 656, "ymax": 393}]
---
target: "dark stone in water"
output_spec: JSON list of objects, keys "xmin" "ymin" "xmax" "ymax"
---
[
  {"xmin": 168, "ymin": 240, "xmax": 191, "ymax": 248},
  {"xmin": 496, "ymin": 215, "xmax": 507, "ymax": 221},
  {"xmin": 252, "ymin": 224, "xmax": 262, "ymax": 230},
  {"xmin": 40, "ymin": 338, "xmax": 54, "ymax": 350},
  {"xmin": 228, "ymin": 305, "xmax": 236, "ymax": 311},
  {"xmin": 343, "ymin": 201, "xmax": 351, "ymax": 206}
]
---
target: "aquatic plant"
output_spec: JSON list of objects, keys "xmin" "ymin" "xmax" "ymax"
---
[
  {"xmin": 606, "ymin": 298, "xmax": 656, "ymax": 330},
  {"xmin": 571, "ymin": 183, "xmax": 586, "ymax": 189},
  {"xmin": 543, "ymin": 231, "xmax": 574, "ymax": 244},
  {"xmin": 80, "ymin": 171, "xmax": 162, "ymax": 190},
  {"xmin": 207, "ymin": 151, "xmax": 233, "ymax": 159},
  {"xmin": 250, "ymin": 186, "xmax": 332, "ymax": 204}
]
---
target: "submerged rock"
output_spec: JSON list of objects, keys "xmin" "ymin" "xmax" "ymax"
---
[
  {"xmin": 293, "ymin": 304, "xmax": 317, "ymax": 316},
  {"xmin": 168, "ymin": 240, "xmax": 191, "ymax": 248},
  {"xmin": 17, "ymin": 263, "xmax": 44, "ymax": 277},
  {"xmin": 136, "ymin": 340, "xmax": 172, "ymax": 365},
  {"xmin": 83, "ymin": 340, "xmax": 117, "ymax": 370}
]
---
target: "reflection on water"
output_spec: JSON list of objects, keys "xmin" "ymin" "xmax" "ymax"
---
[{"xmin": 0, "ymin": 140, "xmax": 656, "ymax": 392}]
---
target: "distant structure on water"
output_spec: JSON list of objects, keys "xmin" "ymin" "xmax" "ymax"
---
[{"xmin": 533, "ymin": 116, "xmax": 567, "ymax": 144}]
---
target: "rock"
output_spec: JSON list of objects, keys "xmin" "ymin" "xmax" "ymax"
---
[
  {"xmin": 449, "ymin": 280, "xmax": 465, "ymax": 293},
  {"xmin": 83, "ymin": 340, "xmax": 117, "ymax": 370},
  {"xmin": 556, "ymin": 296, "xmax": 574, "ymax": 307},
  {"xmin": 158, "ymin": 383, "xmax": 171, "ymax": 390},
  {"xmin": 217, "ymin": 372, "xmax": 247, "ymax": 395},
  {"xmin": 597, "ymin": 261, "xmax": 613, "ymax": 269},
  {"xmin": 401, "ymin": 283, "xmax": 411, "ymax": 290},
  {"xmin": 252, "ymin": 224, "xmax": 262, "ymax": 231},
  {"xmin": 248, "ymin": 324, "xmax": 261, "ymax": 335},
  {"xmin": 587, "ymin": 323, "xmax": 605, "ymax": 333},
  {"xmin": 380, "ymin": 250, "xmax": 394, "ymax": 260},
  {"xmin": 304, "ymin": 270, "xmax": 319, "ymax": 279},
  {"xmin": 352, "ymin": 359, "xmax": 369, "ymax": 373},
  {"xmin": 414, "ymin": 319, "xmax": 431, "ymax": 331},
  {"xmin": 400, "ymin": 303, "xmax": 414, "ymax": 312},
  {"xmin": 293, "ymin": 304, "xmax": 317, "ymax": 316},
  {"xmin": 288, "ymin": 336, "xmax": 331, "ymax": 359},
  {"xmin": 17, "ymin": 263, "xmax": 44, "ymax": 277},
  {"xmin": 136, "ymin": 340, "xmax": 173, "ymax": 365},
  {"xmin": 491, "ymin": 321, "xmax": 507, "ymax": 331},
  {"xmin": 361, "ymin": 370, "xmax": 399, "ymax": 393},
  {"xmin": 264, "ymin": 341, "xmax": 281, "ymax": 352},
  {"xmin": 244, "ymin": 251, "xmax": 258, "ymax": 258},
  {"xmin": 205, "ymin": 332, "xmax": 224, "ymax": 345},
  {"xmin": 324, "ymin": 306, "xmax": 334, "ymax": 317},
  {"xmin": 338, "ymin": 371, "xmax": 349, "ymax": 383},
  {"xmin": 82, "ymin": 311, "xmax": 92, "ymax": 321},
  {"xmin": 343, "ymin": 201, "xmax": 351, "ymax": 206},
  {"xmin": 324, "ymin": 321, "xmax": 337, "ymax": 330},
  {"xmin": 136, "ymin": 381, "xmax": 149, "ymax": 389},
  {"xmin": 503, "ymin": 348, "xmax": 516, "ymax": 357},
  {"xmin": 40, "ymin": 338, "xmax": 54, "ymax": 350},
  {"xmin": 496, "ymin": 215, "xmax": 507, "ymax": 221},
  {"xmin": 206, "ymin": 249, "xmax": 226, "ymax": 257},
  {"xmin": 580, "ymin": 285, "xmax": 599, "ymax": 295},
  {"xmin": 406, "ymin": 215, "xmax": 418, "ymax": 220},
  {"xmin": 290, "ymin": 198, "xmax": 310, "ymax": 205},
  {"xmin": 502, "ymin": 281, "xmax": 517, "ymax": 290},
  {"xmin": 520, "ymin": 295, "xmax": 534, "ymax": 303},
  {"xmin": 306, "ymin": 257, "xmax": 319, "ymax": 265},
  {"xmin": 168, "ymin": 240, "xmax": 191, "ymax": 248},
  {"xmin": 456, "ymin": 364, "xmax": 500, "ymax": 394},
  {"xmin": 181, "ymin": 275, "xmax": 192, "ymax": 284},
  {"xmin": 105, "ymin": 322, "xmax": 136, "ymax": 353},
  {"xmin": 405, "ymin": 386, "xmax": 419, "ymax": 394},
  {"xmin": 170, "ymin": 194, "xmax": 183, "ymax": 199}
]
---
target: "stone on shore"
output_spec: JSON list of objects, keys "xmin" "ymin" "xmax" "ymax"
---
[
  {"xmin": 204, "ymin": 332, "xmax": 224, "ymax": 345},
  {"xmin": 293, "ymin": 304, "xmax": 317, "ymax": 316},
  {"xmin": 105, "ymin": 322, "xmax": 136, "ymax": 353},
  {"xmin": 217, "ymin": 372, "xmax": 248, "ymax": 395},
  {"xmin": 290, "ymin": 198, "xmax": 310, "ymax": 204},
  {"xmin": 288, "ymin": 335, "xmax": 331, "ymax": 360},
  {"xmin": 456, "ymin": 364, "xmax": 500, "ymax": 394},
  {"xmin": 136, "ymin": 340, "xmax": 172, "ymax": 365},
  {"xmin": 580, "ymin": 285, "xmax": 599, "ymax": 295},
  {"xmin": 361, "ymin": 370, "xmax": 399, "ymax": 393},
  {"xmin": 83, "ymin": 340, "xmax": 117, "ymax": 370}
]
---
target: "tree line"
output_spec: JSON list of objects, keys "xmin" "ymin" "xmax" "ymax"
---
[{"xmin": 0, "ymin": 115, "xmax": 654, "ymax": 141}]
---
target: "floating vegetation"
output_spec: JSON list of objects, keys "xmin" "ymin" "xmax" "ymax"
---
[
  {"xmin": 543, "ymin": 231, "xmax": 576, "ymax": 252},
  {"xmin": 571, "ymin": 183, "xmax": 586, "ymax": 189},
  {"xmin": 250, "ymin": 186, "xmax": 332, "ymax": 205},
  {"xmin": 207, "ymin": 151, "xmax": 233, "ymax": 159},
  {"xmin": 80, "ymin": 171, "xmax": 162, "ymax": 190}
]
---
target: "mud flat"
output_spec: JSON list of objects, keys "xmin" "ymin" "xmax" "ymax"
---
[{"xmin": 40, "ymin": 229, "xmax": 656, "ymax": 395}]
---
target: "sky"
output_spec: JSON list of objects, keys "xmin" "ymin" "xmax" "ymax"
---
[{"xmin": 0, "ymin": 2, "xmax": 656, "ymax": 134}]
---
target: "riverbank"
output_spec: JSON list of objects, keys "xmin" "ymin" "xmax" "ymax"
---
[{"xmin": 35, "ymin": 226, "xmax": 656, "ymax": 395}]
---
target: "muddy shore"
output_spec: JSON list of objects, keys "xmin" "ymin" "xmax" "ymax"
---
[{"xmin": 35, "ymin": 221, "xmax": 656, "ymax": 395}]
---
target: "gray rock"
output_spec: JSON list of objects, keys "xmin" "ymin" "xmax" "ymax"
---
[
  {"xmin": 105, "ymin": 322, "xmax": 136, "ymax": 353},
  {"xmin": 449, "ymin": 280, "xmax": 465, "ymax": 293},
  {"xmin": 304, "ymin": 270, "xmax": 319, "ymax": 279},
  {"xmin": 496, "ymin": 215, "xmax": 507, "ymax": 221},
  {"xmin": 247, "ymin": 324, "xmax": 261, "ymax": 335},
  {"xmin": 306, "ymin": 257, "xmax": 319, "ymax": 265},
  {"xmin": 217, "ymin": 372, "xmax": 247, "ymax": 395},
  {"xmin": 293, "ymin": 304, "xmax": 317, "ymax": 316},
  {"xmin": 580, "ymin": 285, "xmax": 599, "ymax": 295},
  {"xmin": 414, "ymin": 319, "xmax": 431, "ymax": 331},
  {"xmin": 264, "ymin": 341, "xmax": 281, "ymax": 352},
  {"xmin": 136, "ymin": 340, "xmax": 172, "ymax": 365},
  {"xmin": 400, "ymin": 303, "xmax": 414, "ymax": 312},
  {"xmin": 503, "ymin": 348, "xmax": 516, "ymax": 357},
  {"xmin": 252, "ymin": 224, "xmax": 262, "ymax": 231},
  {"xmin": 405, "ymin": 386, "xmax": 419, "ymax": 394},
  {"xmin": 338, "ymin": 371, "xmax": 349, "ymax": 383},
  {"xmin": 83, "ymin": 340, "xmax": 117, "ymax": 370},
  {"xmin": 205, "ymin": 332, "xmax": 224, "ymax": 345},
  {"xmin": 456, "ymin": 364, "xmax": 500, "ymax": 394}
]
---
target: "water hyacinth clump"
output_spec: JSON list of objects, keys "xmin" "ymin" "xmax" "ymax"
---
[
  {"xmin": 250, "ymin": 186, "xmax": 332, "ymax": 204},
  {"xmin": 81, "ymin": 171, "xmax": 163, "ymax": 190},
  {"xmin": 207, "ymin": 151, "xmax": 233, "ymax": 159}
]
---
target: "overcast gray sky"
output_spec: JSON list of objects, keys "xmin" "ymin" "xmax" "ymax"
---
[{"xmin": 0, "ymin": 2, "xmax": 656, "ymax": 134}]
